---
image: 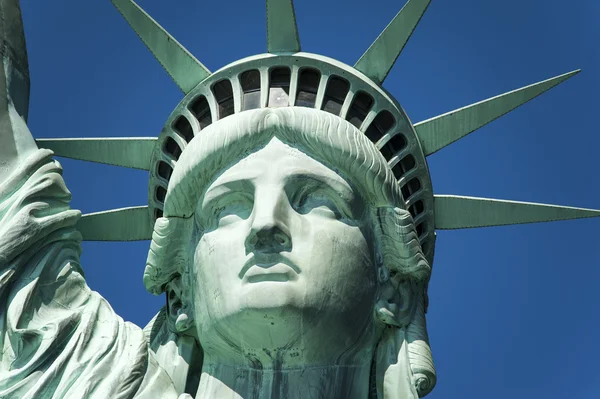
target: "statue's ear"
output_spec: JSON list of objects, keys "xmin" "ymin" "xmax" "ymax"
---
[
  {"xmin": 375, "ymin": 272, "xmax": 420, "ymax": 328},
  {"xmin": 373, "ymin": 206, "xmax": 431, "ymax": 328},
  {"xmin": 165, "ymin": 275, "xmax": 195, "ymax": 335}
]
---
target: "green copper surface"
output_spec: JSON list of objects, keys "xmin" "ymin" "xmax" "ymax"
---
[
  {"xmin": 78, "ymin": 206, "xmax": 152, "ymax": 241},
  {"xmin": 0, "ymin": 101, "xmax": 36, "ymax": 187},
  {"xmin": 434, "ymin": 195, "xmax": 600, "ymax": 229},
  {"xmin": 0, "ymin": 0, "xmax": 33, "ymax": 183},
  {"xmin": 0, "ymin": 0, "xmax": 29, "ymax": 121},
  {"xmin": 415, "ymin": 70, "xmax": 580, "ymax": 156},
  {"xmin": 111, "ymin": 0, "xmax": 211, "ymax": 93},
  {"xmin": 1, "ymin": 1, "xmax": 598, "ymax": 398},
  {"xmin": 354, "ymin": 0, "xmax": 430, "ymax": 85},
  {"xmin": 36, "ymin": 137, "xmax": 157, "ymax": 170},
  {"xmin": 266, "ymin": 0, "xmax": 301, "ymax": 53}
]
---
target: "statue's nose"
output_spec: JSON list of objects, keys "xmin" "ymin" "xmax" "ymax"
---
[
  {"xmin": 246, "ymin": 225, "xmax": 292, "ymax": 254},
  {"xmin": 244, "ymin": 191, "xmax": 292, "ymax": 254}
]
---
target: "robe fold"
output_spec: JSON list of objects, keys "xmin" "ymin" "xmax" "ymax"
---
[{"xmin": 0, "ymin": 149, "xmax": 179, "ymax": 398}]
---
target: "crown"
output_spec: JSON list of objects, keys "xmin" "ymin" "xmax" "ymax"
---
[{"xmin": 37, "ymin": 0, "xmax": 600, "ymax": 267}]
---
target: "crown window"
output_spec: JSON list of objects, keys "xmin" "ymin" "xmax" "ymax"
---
[
  {"xmin": 380, "ymin": 133, "xmax": 406, "ymax": 161},
  {"xmin": 401, "ymin": 177, "xmax": 422, "ymax": 199},
  {"xmin": 268, "ymin": 67, "xmax": 291, "ymax": 107},
  {"xmin": 173, "ymin": 116, "xmax": 194, "ymax": 143},
  {"xmin": 296, "ymin": 68, "xmax": 320, "ymax": 108},
  {"xmin": 157, "ymin": 161, "xmax": 173, "ymax": 180},
  {"xmin": 392, "ymin": 154, "xmax": 416, "ymax": 178},
  {"xmin": 241, "ymin": 70, "xmax": 261, "ymax": 111},
  {"xmin": 156, "ymin": 186, "xmax": 167, "ymax": 203},
  {"xmin": 322, "ymin": 76, "xmax": 349, "ymax": 116},
  {"xmin": 163, "ymin": 137, "xmax": 182, "ymax": 160},
  {"xmin": 189, "ymin": 95, "xmax": 212, "ymax": 129},
  {"xmin": 416, "ymin": 221, "xmax": 426, "ymax": 237},
  {"xmin": 212, "ymin": 80, "xmax": 235, "ymax": 119},
  {"xmin": 346, "ymin": 91, "xmax": 374, "ymax": 128},
  {"xmin": 365, "ymin": 110, "xmax": 395, "ymax": 144},
  {"xmin": 409, "ymin": 200, "xmax": 425, "ymax": 218}
]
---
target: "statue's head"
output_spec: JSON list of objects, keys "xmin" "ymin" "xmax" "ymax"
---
[
  {"xmin": 50, "ymin": 1, "xmax": 584, "ymax": 397},
  {"xmin": 144, "ymin": 107, "xmax": 435, "ymax": 396}
]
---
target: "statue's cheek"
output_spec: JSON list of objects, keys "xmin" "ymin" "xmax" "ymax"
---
[{"xmin": 301, "ymin": 222, "xmax": 374, "ymax": 288}]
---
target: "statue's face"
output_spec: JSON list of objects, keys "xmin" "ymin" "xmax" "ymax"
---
[{"xmin": 191, "ymin": 137, "xmax": 379, "ymax": 364}]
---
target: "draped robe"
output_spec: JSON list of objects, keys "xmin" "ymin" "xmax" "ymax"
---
[{"xmin": 0, "ymin": 149, "xmax": 181, "ymax": 398}]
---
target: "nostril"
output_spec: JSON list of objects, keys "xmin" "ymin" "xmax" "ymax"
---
[
  {"xmin": 247, "ymin": 225, "xmax": 291, "ymax": 253},
  {"xmin": 247, "ymin": 234, "xmax": 259, "ymax": 247},
  {"xmin": 275, "ymin": 233, "xmax": 286, "ymax": 245}
]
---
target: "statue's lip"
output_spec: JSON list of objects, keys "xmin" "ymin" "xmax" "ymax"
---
[
  {"xmin": 239, "ymin": 255, "xmax": 300, "ymax": 282},
  {"xmin": 244, "ymin": 263, "xmax": 297, "ymax": 283}
]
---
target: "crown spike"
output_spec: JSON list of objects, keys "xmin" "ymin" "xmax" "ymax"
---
[
  {"xmin": 266, "ymin": 0, "xmax": 301, "ymax": 53},
  {"xmin": 354, "ymin": 0, "xmax": 431, "ymax": 85},
  {"xmin": 416, "ymin": 70, "xmax": 580, "ymax": 156},
  {"xmin": 36, "ymin": 138, "xmax": 157, "ymax": 170},
  {"xmin": 78, "ymin": 206, "xmax": 152, "ymax": 241},
  {"xmin": 111, "ymin": 0, "xmax": 211, "ymax": 93},
  {"xmin": 434, "ymin": 195, "xmax": 600, "ymax": 230}
]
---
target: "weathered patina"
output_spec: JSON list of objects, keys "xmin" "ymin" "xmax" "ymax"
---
[{"xmin": 0, "ymin": 0, "xmax": 597, "ymax": 398}]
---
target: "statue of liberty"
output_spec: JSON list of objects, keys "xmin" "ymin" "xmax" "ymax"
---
[{"xmin": 1, "ymin": 0, "xmax": 597, "ymax": 398}]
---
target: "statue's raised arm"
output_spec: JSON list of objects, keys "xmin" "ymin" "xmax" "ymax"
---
[{"xmin": 0, "ymin": 2, "xmax": 181, "ymax": 398}]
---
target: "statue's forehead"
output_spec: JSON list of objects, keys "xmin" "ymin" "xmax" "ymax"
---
[
  {"xmin": 212, "ymin": 137, "xmax": 351, "ymax": 189},
  {"xmin": 239, "ymin": 137, "xmax": 305, "ymax": 163}
]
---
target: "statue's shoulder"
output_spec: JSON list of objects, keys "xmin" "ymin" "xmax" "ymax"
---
[
  {"xmin": 134, "ymin": 349, "xmax": 180, "ymax": 399},
  {"xmin": 137, "ymin": 307, "xmax": 201, "ymax": 397},
  {"xmin": 132, "ymin": 307, "xmax": 182, "ymax": 398}
]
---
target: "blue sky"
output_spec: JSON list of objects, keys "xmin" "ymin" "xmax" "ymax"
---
[{"xmin": 21, "ymin": 0, "xmax": 600, "ymax": 397}]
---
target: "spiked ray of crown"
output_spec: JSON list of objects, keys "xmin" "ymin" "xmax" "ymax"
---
[{"xmin": 34, "ymin": 0, "xmax": 600, "ymax": 248}]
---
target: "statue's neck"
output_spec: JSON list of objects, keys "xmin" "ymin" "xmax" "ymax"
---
[{"xmin": 195, "ymin": 359, "xmax": 372, "ymax": 399}]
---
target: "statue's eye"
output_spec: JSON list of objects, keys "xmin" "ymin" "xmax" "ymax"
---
[
  {"xmin": 211, "ymin": 195, "xmax": 252, "ymax": 227},
  {"xmin": 293, "ymin": 190, "xmax": 341, "ymax": 219}
]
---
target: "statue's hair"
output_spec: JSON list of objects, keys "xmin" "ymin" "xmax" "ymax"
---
[
  {"xmin": 407, "ymin": 298, "xmax": 436, "ymax": 397},
  {"xmin": 162, "ymin": 107, "xmax": 402, "ymax": 218},
  {"xmin": 374, "ymin": 207, "xmax": 435, "ymax": 397},
  {"xmin": 143, "ymin": 107, "xmax": 435, "ymax": 396},
  {"xmin": 376, "ymin": 207, "xmax": 430, "ymax": 282}
]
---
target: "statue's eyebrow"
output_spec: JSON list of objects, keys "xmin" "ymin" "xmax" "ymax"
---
[
  {"xmin": 285, "ymin": 172, "xmax": 356, "ymax": 205},
  {"xmin": 200, "ymin": 178, "xmax": 254, "ymax": 211}
]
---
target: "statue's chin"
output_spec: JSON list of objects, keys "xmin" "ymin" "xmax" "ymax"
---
[
  {"xmin": 238, "ymin": 279, "xmax": 305, "ymax": 308},
  {"xmin": 196, "ymin": 292, "xmax": 377, "ymax": 368}
]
